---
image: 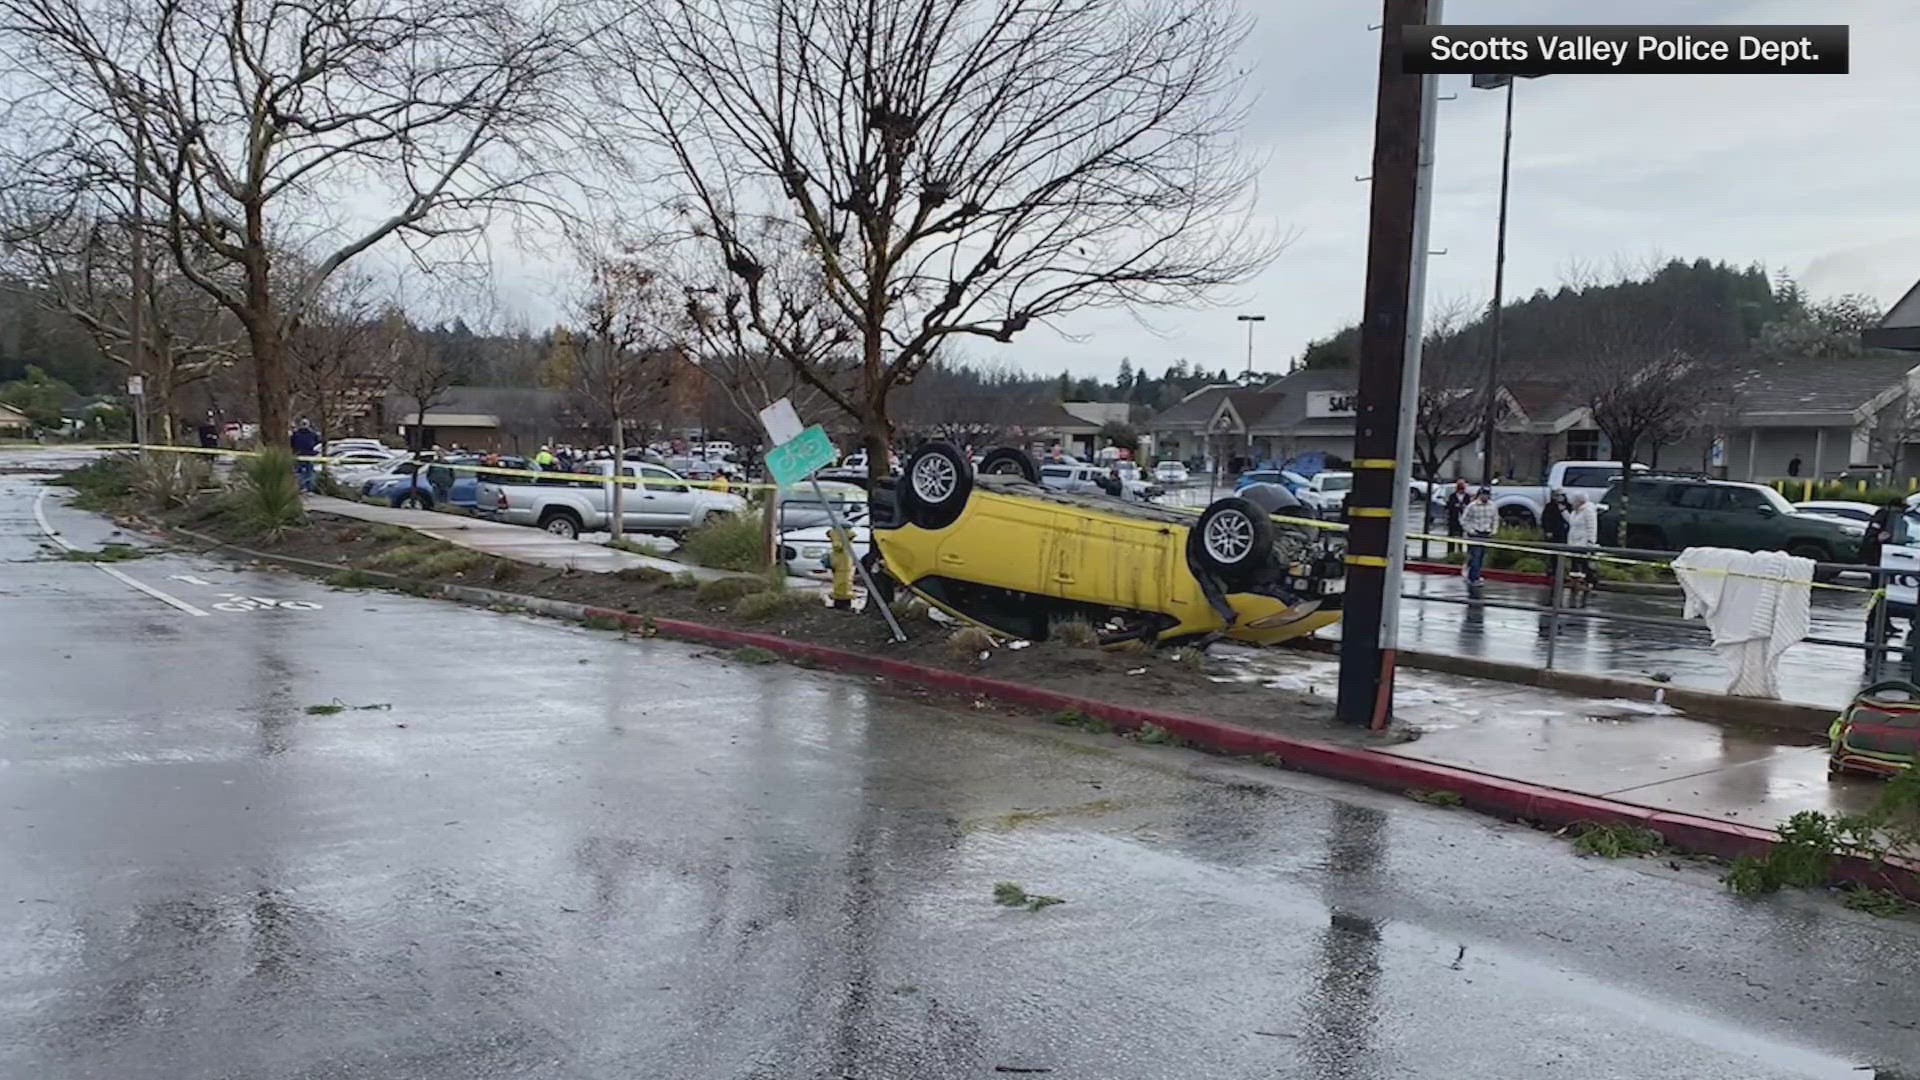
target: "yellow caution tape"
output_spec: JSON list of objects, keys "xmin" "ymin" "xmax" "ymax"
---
[
  {"xmin": 1346, "ymin": 507, "xmax": 1393, "ymax": 518},
  {"xmin": 1345, "ymin": 554, "xmax": 1389, "ymax": 568},
  {"xmin": 1351, "ymin": 458, "xmax": 1396, "ymax": 469}
]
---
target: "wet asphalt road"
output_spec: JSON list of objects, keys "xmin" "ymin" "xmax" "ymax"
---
[{"xmin": 5, "ymin": 471, "xmax": 1920, "ymax": 1079}]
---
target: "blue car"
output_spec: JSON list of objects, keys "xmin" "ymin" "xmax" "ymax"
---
[{"xmin": 364, "ymin": 457, "xmax": 526, "ymax": 510}]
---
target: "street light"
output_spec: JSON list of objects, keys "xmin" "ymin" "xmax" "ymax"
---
[
  {"xmin": 1236, "ymin": 314, "xmax": 1266, "ymax": 382},
  {"xmin": 1471, "ymin": 72, "xmax": 1543, "ymax": 485}
]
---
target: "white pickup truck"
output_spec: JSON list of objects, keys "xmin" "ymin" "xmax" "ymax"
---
[
  {"xmin": 475, "ymin": 460, "xmax": 746, "ymax": 539},
  {"xmin": 1426, "ymin": 460, "xmax": 1647, "ymax": 527}
]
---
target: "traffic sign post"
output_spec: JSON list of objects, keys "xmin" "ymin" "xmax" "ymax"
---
[{"xmin": 758, "ymin": 408, "xmax": 904, "ymax": 642}]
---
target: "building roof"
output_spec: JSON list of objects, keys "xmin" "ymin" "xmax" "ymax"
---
[
  {"xmin": 1865, "ymin": 278, "xmax": 1920, "ymax": 351},
  {"xmin": 1246, "ymin": 368, "xmax": 1353, "ymax": 433},
  {"xmin": 1151, "ymin": 385, "xmax": 1279, "ymax": 431},
  {"xmin": 1727, "ymin": 356, "xmax": 1918, "ymax": 419},
  {"xmin": 0, "ymin": 401, "xmax": 29, "ymax": 424},
  {"xmin": 1012, "ymin": 403, "xmax": 1106, "ymax": 433}
]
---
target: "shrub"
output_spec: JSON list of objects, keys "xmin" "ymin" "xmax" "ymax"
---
[
  {"xmin": 491, "ymin": 560, "xmax": 521, "ymax": 583},
  {"xmin": 733, "ymin": 589, "xmax": 812, "ymax": 621},
  {"xmin": 1488, "ymin": 524, "xmax": 1546, "ymax": 570},
  {"xmin": 326, "ymin": 568, "xmax": 374, "ymax": 588},
  {"xmin": 666, "ymin": 570, "xmax": 700, "ymax": 589},
  {"xmin": 1050, "ymin": 617, "xmax": 1100, "ymax": 649},
  {"xmin": 230, "ymin": 447, "xmax": 306, "ymax": 538},
  {"xmin": 58, "ymin": 455, "xmax": 135, "ymax": 509},
  {"xmin": 1569, "ymin": 820, "xmax": 1664, "ymax": 859},
  {"xmin": 948, "ymin": 625, "xmax": 996, "ymax": 658},
  {"xmin": 696, "ymin": 574, "xmax": 772, "ymax": 604},
  {"xmin": 371, "ymin": 544, "xmax": 432, "ymax": 571},
  {"xmin": 582, "ymin": 613, "xmax": 625, "ymax": 631},
  {"xmin": 616, "ymin": 565, "xmax": 671, "ymax": 584},
  {"xmin": 890, "ymin": 595, "xmax": 930, "ymax": 622},
  {"xmin": 1511, "ymin": 556, "xmax": 1547, "ymax": 575},
  {"xmin": 412, "ymin": 549, "xmax": 486, "ymax": 577},
  {"xmin": 681, "ymin": 510, "xmax": 767, "ymax": 571},
  {"xmin": 134, "ymin": 453, "xmax": 213, "ymax": 509}
]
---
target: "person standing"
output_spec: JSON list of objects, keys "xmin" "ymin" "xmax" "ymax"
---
[
  {"xmin": 289, "ymin": 418, "xmax": 320, "ymax": 492},
  {"xmin": 1566, "ymin": 492, "xmax": 1599, "ymax": 586},
  {"xmin": 1444, "ymin": 478, "xmax": 1470, "ymax": 538},
  {"xmin": 1541, "ymin": 489, "xmax": 1571, "ymax": 582},
  {"xmin": 1461, "ymin": 486, "xmax": 1498, "ymax": 584}
]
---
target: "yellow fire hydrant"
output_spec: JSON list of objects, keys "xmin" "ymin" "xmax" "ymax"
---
[{"xmin": 829, "ymin": 525, "xmax": 855, "ymax": 610}]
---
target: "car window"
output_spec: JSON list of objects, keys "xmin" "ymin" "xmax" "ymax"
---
[
  {"xmin": 1757, "ymin": 486, "xmax": 1795, "ymax": 515},
  {"xmin": 1896, "ymin": 513, "xmax": 1920, "ymax": 546},
  {"xmin": 1321, "ymin": 474, "xmax": 1352, "ymax": 491},
  {"xmin": 1561, "ymin": 466, "xmax": 1615, "ymax": 488},
  {"xmin": 641, "ymin": 465, "xmax": 690, "ymax": 493},
  {"xmin": 1041, "ymin": 466, "xmax": 1070, "ymax": 479},
  {"xmin": 1724, "ymin": 488, "xmax": 1770, "ymax": 513},
  {"xmin": 1673, "ymin": 485, "xmax": 1721, "ymax": 510},
  {"xmin": 1623, "ymin": 479, "xmax": 1666, "ymax": 504}
]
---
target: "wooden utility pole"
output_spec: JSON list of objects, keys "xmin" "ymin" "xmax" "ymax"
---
[{"xmin": 1336, "ymin": 0, "xmax": 1441, "ymax": 727}]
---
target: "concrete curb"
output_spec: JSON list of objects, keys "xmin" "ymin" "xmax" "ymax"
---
[{"xmin": 171, "ymin": 524, "xmax": 1920, "ymax": 902}]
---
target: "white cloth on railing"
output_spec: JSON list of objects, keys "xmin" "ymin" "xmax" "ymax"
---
[{"xmin": 1670, "ymin": 547, "xmax": 1814, "ymax": 699}]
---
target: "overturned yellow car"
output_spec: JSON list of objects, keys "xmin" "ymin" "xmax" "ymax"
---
[{"xmin": 867, "ymin": 443, "xmax": 1345, "ymax": 647}]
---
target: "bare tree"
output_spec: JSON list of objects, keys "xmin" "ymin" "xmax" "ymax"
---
[
  {"xmin": 288, "ymin": 272, "xmax": 392, "ymax": 454},
  {"xmin": 591, "ymin": 0, "xmax": 1275, "ymax": 480},
  {"xmin": 1573, "ymin": 310, "xmax": 1726, "ymax": 544},
  {"xmin": 0, "ymin": 197, "xmax": 239, "ymax": 441},
  {"xmin": 0, "ymin": 0, "xmax": 574, "ymax": 448},
  {"xmin": 1409, "ymin": 298, "xmax": 1493, "ymax": 553},
  {"xmin": 386, "ymin": 313, "xmax": 454, "ymax": 452},
  {"xmin": 1864, "ymin": 391, "xmax": 1920, "ymax": 480},
  {"xmin": 557, "ymin": 245, "xmax": 677, "ymax": 542}
]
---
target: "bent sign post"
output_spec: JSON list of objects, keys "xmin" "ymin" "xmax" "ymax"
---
[{"xmin": 759, "ymin": 405, "xmax": 905, "ymax": 642}]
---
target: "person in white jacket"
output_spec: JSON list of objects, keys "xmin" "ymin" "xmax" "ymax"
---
[{"xmin": 1566, "ymin": 492, "xmax": 1599, "ymax": 582}]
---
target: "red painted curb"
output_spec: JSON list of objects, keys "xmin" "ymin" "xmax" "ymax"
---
[{"xmin": 576, "ymin": 604, "xmax": 1920, "ymax": 899}]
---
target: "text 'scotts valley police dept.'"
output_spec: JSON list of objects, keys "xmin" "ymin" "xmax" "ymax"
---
[{"xmin": 1425, "ymin": 32, "xmax": 1824, "ymax": 67}]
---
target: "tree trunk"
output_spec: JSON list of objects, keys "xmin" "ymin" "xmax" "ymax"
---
[
  {"xmin": 249, "ymin": 318, "xmax": 289, "ymax": 451},
  {"xmin": 1612, "ymin": 447, "xmax": 1635, "ymax": 546},
  {"xmin": 609, "ymin": 416, "xmax": 626, "ymax": 542}
]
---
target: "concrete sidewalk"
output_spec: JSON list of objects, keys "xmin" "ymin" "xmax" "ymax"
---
[
  {"xmin": 303, "ymin": 495, "xmax": 747, "ymax": 581},
  {"xmin": 1213, "ymin": 646, "xmax": 1883, "ymax": 830}
]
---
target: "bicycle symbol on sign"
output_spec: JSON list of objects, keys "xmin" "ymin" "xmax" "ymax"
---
[{"xmin": 211, "ymin": 593, "xmax": 323, "ymax": 613}]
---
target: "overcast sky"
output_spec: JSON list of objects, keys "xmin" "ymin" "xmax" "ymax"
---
[{"xmin": 468, "ymin": 0, "xmax": 1918, "ymax": 380}]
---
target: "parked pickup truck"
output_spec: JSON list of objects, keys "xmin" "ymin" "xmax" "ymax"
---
[
  {"xmin": 475, "ymin": 460, "xmax": 746, "ymax": 539},
  {"xmin": 1426, "ymin": 460, "xmax": 1649, "ymax": 527}
]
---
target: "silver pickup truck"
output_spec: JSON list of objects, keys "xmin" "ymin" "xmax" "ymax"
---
[{"xmin": 474, "ymin": 460, "xmax": 747, "ymax": 539}]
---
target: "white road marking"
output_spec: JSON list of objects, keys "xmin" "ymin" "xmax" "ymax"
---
[
  {"xmin": 168, "ymin": 574, "xmax": 213, "ymax": 587},
  {"xmin": 32, "ymin": 488, "xmax": 210, "ymax": 616}
]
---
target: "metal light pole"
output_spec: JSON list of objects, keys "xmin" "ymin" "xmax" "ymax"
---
[
  {"xmin": 1471, "ymin": 72, "xmax": 1541, "ymax": 485},
  {"xmin": 1236, "ymin": 314, "xmax": 1266, "ymax": 382}
]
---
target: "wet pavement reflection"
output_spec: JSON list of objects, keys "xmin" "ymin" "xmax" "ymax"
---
[{"xmin": 4, "ymin": 470, "xmax": 1918, "ymax": 1078}]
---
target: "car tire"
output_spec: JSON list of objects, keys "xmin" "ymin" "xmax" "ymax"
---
[
  {"xmin": 1789, "ymin": 543, "xmax": 1839, "ymax": 582},
  {"xmin": 977, "ymin": 446, "xmax": 1040, "ymax": 483},
  {"xmin": 900, "ymin": 442, "xmax": 972, "ymax": 530},
  {"xmin": 400, "ymin": 492, "xmax": 431, "ymax": 510},
  {"xmin": 539, "ymin": 509, "xmax": 582, "ymax": 540},
  {"xmin": 1498, "ymin": 505, "xmax": 1535, "ymax": 529},
  {"xmin": 1190, "ymin": 497, "xmax": 1274, "ymax": 581}
]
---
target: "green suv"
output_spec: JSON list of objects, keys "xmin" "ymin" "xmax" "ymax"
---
[{"xmin": 1598, "ymin": 476, "xmax": 1865, "ymax": 567}]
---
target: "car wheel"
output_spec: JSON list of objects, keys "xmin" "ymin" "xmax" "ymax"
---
[
  {"xmin": 1498, "ymin": 505, "xmax": 1535, "ymax": 529},
  {"xmin": 900, "ymin": 442, "xmax": 972, "ymax": 530},
  {"xmin": 1190, "ymin": 497, "xmax": 1274, "ymax": 580},
  {"xmin": 1789, "ymin": 543, "xmax": 1839, "ymax": 582},
  {"xmin": 976, "ymin": 446, "xmax": 1040, "ymax": 483},
  {"xmin": 539, "ymin": 510, "xmax": 582, "ymax": 540},
  {"xmin": 400, "ymin": 492, "xmax": 430, "ymax": 510}
]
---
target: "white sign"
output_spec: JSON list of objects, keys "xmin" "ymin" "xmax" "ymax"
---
[
  {"xmin": 757, "ymin": 397, "xmax": 804, "ymax": 446},
  {"xmin": 126, "ymin": 375, "xmax": 145, "ymax": 396},
  {"xmin": 1305, "ymin": 390, "xmax": 1357, "ymax": 419}
]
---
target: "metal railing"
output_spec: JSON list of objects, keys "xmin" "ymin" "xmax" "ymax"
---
[{"xmin": 1398, "ymin": 534, "xmax": 1910, "ymax": 686}]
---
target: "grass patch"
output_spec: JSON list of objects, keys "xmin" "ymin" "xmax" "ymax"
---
[
  {"xmin": 992, "ymin": 881, "xmax": 1065, "ymax": 912},
  {"xmin": 696, "ymin": 574, "xmax": 772, "ymax": 604},
  {"xmin": 1407, "ymin": 789, "xmax": 1463, "ymax": 807},
  {"xmin": 732, "ymin": 588, "xmax": 812, "ymax": 620},
  {"xmin": 732, "ymin": 645, "xmax": 780, "ymax": 664},
  {"xmin": 134, "ymin": 453, "xmax": 213, "ymax": 510},
  {"xmin": 326, "ymin": 568, "xmax": 374, "ymax": 588},
  {"xmin": 230, "ymin": 447, "xmax": 306, "ymax": 539},
  {"xmin": 616, "ymin": 565, "xmax": 671, "ymax": 584},
  {"xmin": 1840, "ymin": 885, "xmax": 1912, "ymax": 917},
  {"xmin": 948, "ymin": 625, "xmax": 996, "ymax": 658},
  {"xmin": 411, "ymin": 549, "xmax": 486, "ymax": 577},
  {"xmin": 681, "ymin": 510, "xmax": 767, "ymax": 571},
  {"xmin": 1569, "ymin": 820, "xmax": 1665, "ymax": 859},
  {"xmin": 58, "ymin": 542, "xmax": 144, "ymax": 562},
  {"xmin": 606, "ymin": 536, "xmax": 658, "ymax": 555},
  {"xmin": 1169, "ymin": 647, "xmax": 1207, "ymax": 670},
  {"xmin": 371, "ymin": 524, "xmax": 413, "ymax": 542},
  {"xmin": 370, "ymin": 544, "xmax": 434, "ymax": 571},
  {"xmin": 666, "ymin": 570, "xmax": 701, "ymax": 589},
  {"xmin": 491, "ymin": 560, "xmax": 522, "ymax": 584},
  {"xmin": 1050, "ymin": 709, "xmax": 1089, "ymax": 727},
  {"xmin": 1050, "ymin": 617, "xmax": 1100, "ymax": 649},
  {"xmin": 1130, "ymin": 721, "xmax": 1173, "ymax": 745},
  {"xmin": 581, "ymin": 613, "xmax": 625, "ymax": 631},
  {"xmin": 890, "ymin": 595, "xmax": 930, "ymax": 622}
]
